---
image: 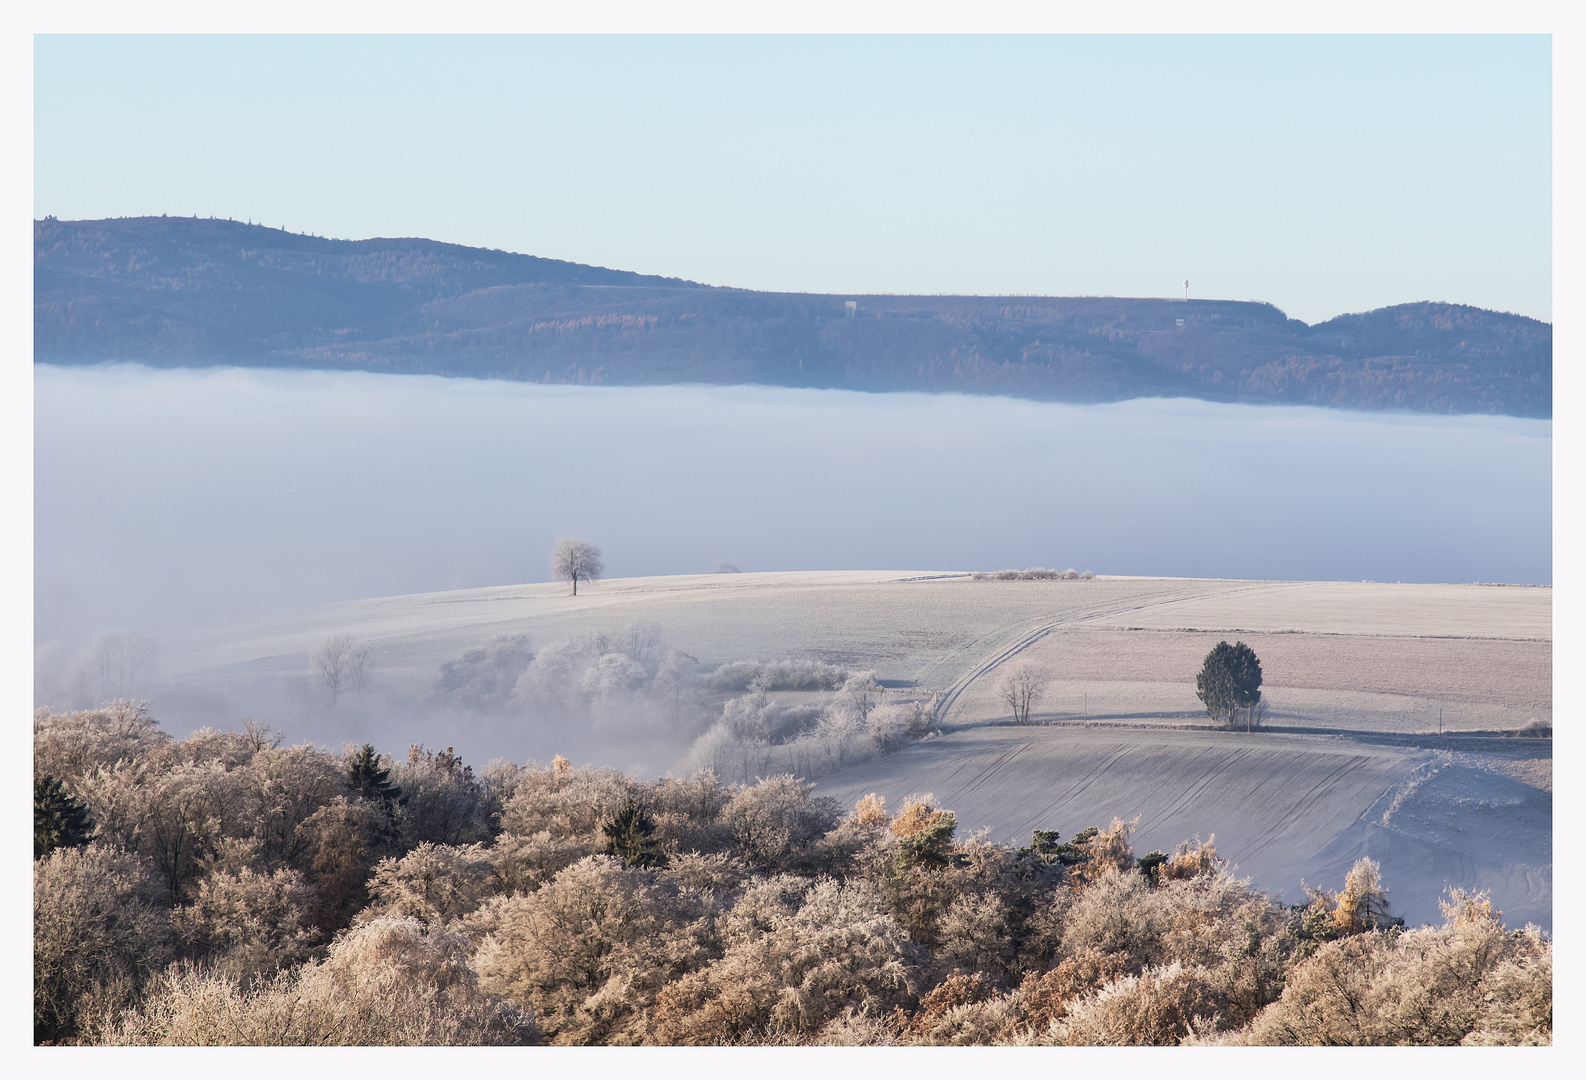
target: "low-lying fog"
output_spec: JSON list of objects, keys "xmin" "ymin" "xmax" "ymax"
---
[
  {"xmin": 34, "ymin": 362, "xmax": 1551, "ymax": 915},
  {"xmin": 37, "ymin": 362, "xmax": 1550, "ymax": 647}
]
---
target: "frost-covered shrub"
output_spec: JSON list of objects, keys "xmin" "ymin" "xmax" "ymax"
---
[
  {"xmin": 484, "ymin": 830, "xmax": 593, "ymax": 896},
  {"xmin": 33, "ymin": 700, "xmax": 170, "ymax": 786},
  {"xmin": 76, "ymin": 757, "xmax": 244, "ymax": 904},
  {"xmin": 650, "ymin": 876, "xmax": 925, "ymax": 1045},
  {"xmin": 366, "ymin": 842, "xmax": 493, "ymax": 927},
  {"xmin": 864, "ymin": 700, "xmax": 937, "ymax": 750},
  {"xmin": 720, "ymin": 775, "xmax": 841, "ymax": 873},
  {"xmin": 1225, "ymin": 892, "xmax": 1551, "ymax": 1046},
  {"xmin": 59, "ymin": 720, "xmax": 346, "ymax": 905},
  {"xmin": 509, "ymin": 624, "xmax": 702, "ymax": 734},
  {"xmin": 393, "ymin": 744, "xmax": 495, "ymax": 848},
  {"xmin": 937, "ymin": 892, "xmax": 1018, "ymax": 982},
  {"xmin": 707, "ymin": 659, "xmax": 851, "ymax": 692},
  {"xmin": 661, "ymin": 851, "xmax": 752, "ymax": 898},
  {"xmin": 172, "ymin": 866, "xmax": 318, "ymax": 983},
  {"xmin": 34, "ymin": 843, "xmax": 173, "ymax": 1043},
  {"xmin": 685, "ymin": 669, "xmax": 935, "ymax": 784},
  {"xmin": 641, "ymin": 770, "xmax": 732, "ymax": 855},
  {"xmin": 499, "ymin": 761, "xmax": 635, "ymax": 840},
  {"xmin": 473, "ymin": 855, "xmax": 712, "ymax": 1045},
  {"xmin": 1058, "ymin": 862, "xmax": 1296, "ymax": 1013},
  {"xmin": 114, "ymin": 916, "xmax": 535, "ymax": 1045},
  {"xmin": 435, "ymin": 635, "xmax": 534, "ymax": 710},
  {"xmin": 970, "ymin": 568, "xmax": 1093, "ymax": 581},
  {"xmin": 236, "ymin": 744, "xmax": 345, "ymax": 864},
  {"xmin": 1048, "ymin": 962, "xmax": 1221, "ymax": 1045}
]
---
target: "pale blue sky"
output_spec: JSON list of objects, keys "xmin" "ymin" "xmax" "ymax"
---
[{"xmin": 34, "ymin": 34, "xmax": 1551, "ymax": 324}]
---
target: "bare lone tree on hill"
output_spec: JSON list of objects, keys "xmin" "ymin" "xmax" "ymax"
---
[
  {"xmin": 552, "ymin": 537, "xmax": 604, "ymax": 596},
  {"xmin": 999, "ymin": 660, "xmax": 1046, "ymax": 725}
]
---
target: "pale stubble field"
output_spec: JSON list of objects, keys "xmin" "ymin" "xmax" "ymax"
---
[{"xmin": 156, "ymin": 571, "xmax": 1552, "ymax": 929}]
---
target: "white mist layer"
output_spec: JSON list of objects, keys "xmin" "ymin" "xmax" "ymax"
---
[{"xmin": 35, "ymin": 363, "xmax": 1551, "ymax": 642}]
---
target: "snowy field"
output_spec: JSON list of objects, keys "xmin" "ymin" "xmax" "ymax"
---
[
  {"xmin": 817, "ymin": 726, "xmax": 1550, "ymax": 930},
  {"xmin": 102, "ymin": 569, "xmax": 1552, "ymax": 931},
  {"xmin": 152, "ymin": 572, "xmax": 1550, "ymax": 735}
]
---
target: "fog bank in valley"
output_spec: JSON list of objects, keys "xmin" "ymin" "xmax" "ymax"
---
[{"xmin": 37, "ymin": 363, "xmax": 1550, "ymax": 648}]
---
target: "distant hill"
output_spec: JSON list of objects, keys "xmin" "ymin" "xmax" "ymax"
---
[{"xmin": 35, "ymin": 216, "xmax": 1552, "ymax": 417}]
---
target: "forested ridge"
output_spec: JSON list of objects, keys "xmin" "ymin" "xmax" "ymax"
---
[
  {"xmin": 35, "ymin": 702, "xmax": 1551, "ymax": 1046},
  {"xmin": 35, "ymin": 216, "xmax": 1552, "ymax": 417}
]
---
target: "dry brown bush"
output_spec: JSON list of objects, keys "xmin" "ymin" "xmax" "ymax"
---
[
  {"xmin": 1303, "ymin": 856, "xmax": 1394, "ymax": 937},
  {"xmin": 1072, "ymin": 816, "xmax": 1138, "ymax": 884},
  {"xmin": 896, "ymin": 971, "xmax": 998, "ymax": 1037},
  {"xmin": 1161, "ymin": 836, "xmax": 1223, "ymax": 881},
  {"xmin": 1017, "ymin": 947, "xmax": 1130, "ymax": 1034}
]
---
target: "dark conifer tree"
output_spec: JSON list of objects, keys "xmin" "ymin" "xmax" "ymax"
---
[
  {"xmin": 346, "ymin": 743, "xmax": 400, "ymax": 804},
  {"xmin": 1195, "ymin": 640, "xmax": 1263, "ymax": 728},
  {"xmin": 600, "ymin": 797, "xmax": 665, "ymax": 867},
  {"xmin": 34, "ymin": 775, "xmax": 94, "ymax": 859}
]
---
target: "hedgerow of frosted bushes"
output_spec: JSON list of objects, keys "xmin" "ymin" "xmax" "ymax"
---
[{"xmin": 34, "ymin": 703, "xmax": 1550, "ymax": 1045}]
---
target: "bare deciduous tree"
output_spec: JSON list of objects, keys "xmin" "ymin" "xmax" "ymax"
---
[
  {"xmin": 551, "ymin": 538, "xmax": 604, "ymax": 596},
  {"xmin": 999, "ymin": 661, "xmax": 1045, "ymax": 725},
  {"xmin": 312, "ymin": 635, "xmax": 371, "ymax": 703},
  {"xmin": 313, "ymin": 635, "xmax": 355, "ymax": 705},
  {"xmin": 87, "ymin": 630, "xmax": 157, "ymax": 702},
  {"xmin": 347, "ymin": 643, "xmax": 371, "ymax": 693}
]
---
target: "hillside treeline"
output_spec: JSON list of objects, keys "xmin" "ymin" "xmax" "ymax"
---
[
  {"xmin": 36, "ymin": 217, "xmax": 1552, "ymax": 417},
  {"xmin": 34, "ymin": 703, "xmax": 1550, "ymax": 1046}
]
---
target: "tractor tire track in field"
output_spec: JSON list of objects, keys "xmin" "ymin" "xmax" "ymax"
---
[
  {"xmin": 816, "ymin": 724, "xmax": 1551, "ymax": 928},
  {"xmin": 1234, "ymin": 754, "xmax": 1376, "ymax": 864}
]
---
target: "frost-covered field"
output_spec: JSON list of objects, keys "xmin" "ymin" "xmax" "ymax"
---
[
  {"xmin": 159, "ymin": 572, "xmax": 1550, "ymax": 732},
  {"xmin": 817, "ymin": 726, "xmax": 1550, "ymax": 929},
  {"xmin": 136, "ymin": 570, "xmax": 1550, "ymax": 929}
]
